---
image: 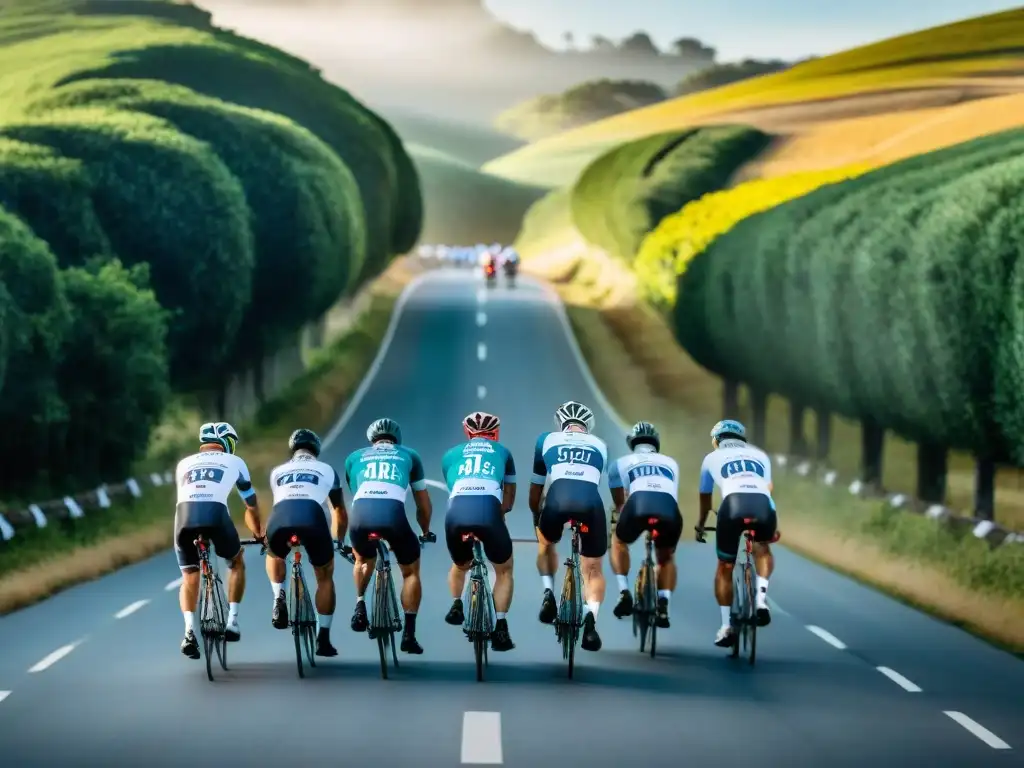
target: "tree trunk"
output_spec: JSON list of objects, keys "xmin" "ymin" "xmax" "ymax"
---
[
  {"xmin": 859, "ymin": 417, "xmax": 885, "ymax": 488},
  {"xmin": 973, "ymin": 456, "xmax": 996, "ymax": 521},
  {"xmin": 722, "ymin": 378, "xmax": 739, "ymax": 418},
  {"xmin": 788, "ymin": 401, "xmax": 808, "ymax": 457},
  {"xmin": 915, "ymin": 442, "xmax": 948, "ymax": 504},
  {"xmin": 750, "ymin": 389, "xmax": 768, "ymax": 446},
  {"xmin": 815, "ymin": 408, "xmax": 831, "ymax": 462}
]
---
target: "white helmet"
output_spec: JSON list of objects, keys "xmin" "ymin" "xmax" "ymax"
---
[{"xmin": 554, "ymin": 400, "xmax": 595, "ymax": 432}]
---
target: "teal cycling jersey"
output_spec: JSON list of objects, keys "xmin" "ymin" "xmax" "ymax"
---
[
  {"xmin": 344, "ymin": 443, "xmax": 426, "ymax": 503},
  {"xmin": 440, "ymin": 438, "xmax": 516, "ymax": 502}
]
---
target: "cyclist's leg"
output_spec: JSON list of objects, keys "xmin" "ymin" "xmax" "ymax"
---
[
  {"xmin": 297, "ymin": 505, "xmax": 338, "ymax": 654},
  {"xmin": 611, "ymin": 496, "xmax": 642, "ymax": 617},
  {"xmin": 173, "ymin": 504, "xmax": 203, "ymax": 657},
  {"xmin": 579, "ymin": 500, "xmax": 608, "ymax": 651},
  {"xmin": 264, "ymin": 502, "xmax": 301, "ymax": 629},
  {"xmin": 207, "ymin": 503, "xmax": 244, "ymax": 637},
  {"xmin": 346, "ymin": 499, "xmax": 378, "ymax": 632},
  {"xmin": 750, "ymin": 497, "xmax": 778, "ymax": 624},
  {"xmin": 388, "ymin": 506, "xmax": 425, "ymax": 653},
  {"xmin": 652, "ymin": 499, "xmax": 683, "ymax": 627},
  {"xmin": 534, "ymin": 499, "xmax": 565, "ymax": 624},
  {"xmin": 443, "ymin": 498, "xmax": 475, "ymax": 624},
  {"xmin": 713, "ymin": 495, "xmax": 743, "ymax": 646},
  {"xmin": 482, "ymin": 501, "xmax": 516, "ymax": 651}
]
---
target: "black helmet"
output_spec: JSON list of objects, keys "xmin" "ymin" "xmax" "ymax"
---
[
  {"xmin": 626, "ymin": 421, "xmax": 660, "ymax": 452},
  {"xmin": 366, "ymin": 418, "xmax": 402, "ymax": 445},
  {"xmin": 288, "ymin": 428, "xmax": 322, "ymax": 457}
]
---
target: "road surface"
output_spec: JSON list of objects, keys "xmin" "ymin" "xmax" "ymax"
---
[{"xmin": 0, "ymin": 268, "xmax": 1020, "ymax": 766}]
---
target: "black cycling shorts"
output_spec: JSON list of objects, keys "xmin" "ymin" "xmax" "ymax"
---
[
  {"xmin": 174, "ymin": 501, "xmax": 241, "ymax": 569},
  {"xmin": 266, "ymin": 499, "xmax": 334, "ymax": 568},
  {"xmin": 537, "ymin": 479, "xmax": 608, "ymax": 558},
  {"xmin": 445, "ymin": 494, "xmax": 513, "ymax": 565},
  {"xmin": 615, "ymin": 491, "xmax": 683, "ymax": 549},
  {"xmin": 715, "ymin": 493, "xmax": 777, "ymax": 563},
  {"xmin": 349, "ymin": 498, "xmax": 421, "ymax": 566}
]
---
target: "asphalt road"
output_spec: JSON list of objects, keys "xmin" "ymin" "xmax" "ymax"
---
[{"xmin": 0, "ymin": 268, "xmax": 1020, "ymax": 767}]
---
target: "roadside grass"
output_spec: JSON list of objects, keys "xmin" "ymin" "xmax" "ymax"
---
[
  {"xmin": 484, "ymin": 8, "xmax": 1024, "ymax": 187},
  {"xmin": 0, "ymin": 258, "xmax": 416, "ymax": 615},
  {"xmin": 538, "ymin": 254, "xmax": 1024, "ymax": 652}
]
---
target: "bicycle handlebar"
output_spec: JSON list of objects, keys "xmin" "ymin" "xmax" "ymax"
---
[{"xmin": 334, "ymin": 532, "xmax": 436, "ymax": 564}]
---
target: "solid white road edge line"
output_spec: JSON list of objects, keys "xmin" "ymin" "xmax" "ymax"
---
[
  {"xmin": 114, "ymin": 599, "xmax": 150, "ymax": 619},
  {"xmin": 876, "ymin": 666, "xmax": 922, "ymax": 692},
  {"xmin": 461, "ymin": 711, "xmax": 503, "ymax": 764},
  {"xmin": 164, "ymin": 577, "xmax": 183, "ymax": 591},
  {"xmin": 477, "ymin": 343, "xmax": 487, "ymax": 361},
  {"xmin": 805, "ymin": 625, "xmax": 847, "ymax": 649},
  {"xmin": 28, "ymin": 642, "xmax": 79, "ymax": 673},
  {"xmin": 943, "ymin": 711, "xmax": 1011, "ymax": 749}
]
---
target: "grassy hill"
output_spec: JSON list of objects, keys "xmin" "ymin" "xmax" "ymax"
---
[
  {"xmin": 486, "ymin": 8, "xmax": 1024, "ymax": 186},
  {"xmin": 0, "ymin": 0, "xmax": 418, "ymax": 496}
]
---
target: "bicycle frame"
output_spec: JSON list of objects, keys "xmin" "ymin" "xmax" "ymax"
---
[
  {"xmin": 286, "ymin": 534, "xmax": 317, "ymax": 678},
  {"xmin": 633, "ymin": 518, "xmax": 661, "ymax": 657},
  {"xmin": 194, "ymin": 534, "xmax": 228, "ymax": 681},
  {"xmin": 556, "ymin": 520, "xmax": 586, "ymax": 679},
  {"xmin": 367, "ymin": 533, "xmax": 401, "ymax": 679},
  {"xmin": 463, "ymin": 534, "xmax": 495, "ymax": 682}
]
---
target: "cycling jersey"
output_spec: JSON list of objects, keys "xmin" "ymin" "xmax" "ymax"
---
[
  {"xmin": 531, "ymin": 430, "xmax": 608, "ymax": 488},
  {"xmin": 608, "ymin": 447, "xmax": 680, "ymax": 501},
  {"xmin": 268, "ymin": 454, "xmax": 341, "ymax": 512},
  {"xmin": 440, "ymin": 439, "xmax": 516, "ymax": 502},
  {"xmin": 175, "ymin": 452, "xmax": 255, "ymax": 507},
  {"xmin": 699, "ymin": 439, "xmax": 774, "ymax": 501},
  {"xmin": 344, "ymin": 442, "xmax": 426, "ymax": 503}
]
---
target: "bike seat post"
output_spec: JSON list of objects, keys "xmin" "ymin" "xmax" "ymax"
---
[{"xmin": 290, "ymin": 534, "xmax": 302, "ymax": 565}]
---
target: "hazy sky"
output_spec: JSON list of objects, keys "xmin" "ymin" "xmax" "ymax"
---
[{"xmin": 485, "ymin": 0, "xmax": 1022, "ymax": 59}]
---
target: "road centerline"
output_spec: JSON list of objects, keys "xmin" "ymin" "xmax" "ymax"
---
[
  {"xmin": 28, "ymin": 642, "xmax": 79, "ymax": 673},
  {"xmin": 114, "ymin": 599, "xmax": 150, "ymax": 619},
  {"xmin": 477, "ymin": 343, "xmax": 487, "ymax": 361},
  {"xmin": 943, "ymin": 711, "xmax": 1011, "ymax": 749},
  {"xmin": 876, "ymin": 666, "xmax": 921, "ymax": 692},
  {"xmin": 476, "ymin": 311, "xmax": 487, "ymax": 327},
  {"xmin": 461, "ymin": 711, "xmax": 502, "ymax": 764},
  {"xmin": 805, "ymin": 625, "xmax": 847, "ymax": 649}
]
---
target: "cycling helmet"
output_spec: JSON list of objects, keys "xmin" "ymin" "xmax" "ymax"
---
[
  {"xmin": 199, "ymin": 421, "xmax": 239, "ymax": 454},
  {"xmin": 463, "ymin": 411, "xmax": 500, "ymax": 439},
  {"xmin": 710, "ymin": 419, "xmax": 746, "ymax": 442},
  {"xmin": 626, "ymin": 421, "xmax": 660, "ymax": 452},
  {"xmin": 288, "ymin": 428, "xmax": 322, "ymax": 457},
  {"xmin": 554, "ymin": 400, "xmax": 595, "ymax": 432},
  {"xmin": 367, "ymin": 418, "xmax": 402, "ymax": 445}
]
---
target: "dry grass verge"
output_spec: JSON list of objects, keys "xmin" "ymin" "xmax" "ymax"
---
[
  {"xmin": 0, "ymin": 258, "xmax": 419, "ymax": 615},
  {"xmin": 541, "ymin": 255, "xmax": 1024, "ymax": 653}
]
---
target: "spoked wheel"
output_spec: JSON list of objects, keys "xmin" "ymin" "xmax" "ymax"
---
[
  {"xmin": 474, "ymin": 633, "xmax": 486, "ymax": 682},
  {"xmin": 744, "ymin": 565, "xmax": 757, "ymax": 666},
  {"xmin": 213, "ymin": 576, "xmax": 229, "ymax": 671},
  {"xmin": 730, "ymin": 568, "xmax": 745, "ymax": 660},
  {"xmin": 635, "ymin": 566, "xmax": 650, "ymax": 653},
  {"xmin": 303, "ymin": 621, "xmax": 316, "ymax": 668},
  {"xmin": 377, "ymin": 633, "xmax": 389, "ymax": 680}
]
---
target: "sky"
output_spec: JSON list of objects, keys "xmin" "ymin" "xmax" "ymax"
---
[{"xmin": 484, "ymin": 0, "xmax": 1023, "ymax": 60}]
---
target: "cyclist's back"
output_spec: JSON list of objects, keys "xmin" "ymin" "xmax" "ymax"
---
[
  {"xmin": 699, "ymin": 437, "xmax": 776, "ymax": 561},
  {"xmin": 174, "ymin": 448, "xmax": 253, "ymax": 568},
  {"xmin": 441, "ymin": 436, "xmax": 515, "ymax": 565},
  {"xmin": 533, "ymin": 428, "xmax": 609, "ymax": 554},
  {"xmin": 266, "ymin": 452, "xmax": 339, "ymax": 568}
]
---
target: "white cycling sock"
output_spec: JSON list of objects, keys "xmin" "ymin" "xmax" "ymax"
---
[
  {"xmin": 495, "ymin": 612, "xmax": 506, "ymax": 620},
  {"xmin": 317, "ymin": 613, "xmax": 333, "ymax": 630},
  {"xmin": 271, "ymin": 582, "xmax": 284, "ymax": 598},
  {"xmin": 616, "ymin": 574, "xmax": 629, "ymax": 592},
  {"xmin": 586, "ymin": 601, "xmax": 600, "ymax": 619},
  {"xmin": 541, "ymin": 575, "xmax": 554, "ymax": 592},
  {"xmin": 720, "ymin": 605, "xmax": 731, "ymax": 627},
  {"xmin": 227, "ymin": 603, "xmax": 239, "ymax": 623},
  {"xmin": 756, "ymin": 576, "xmax": 770, "ymax": 605},
  {"xmin": 356, "ymin": 595, "xmax": 365, "ymax": 603},
  {"xmin": 183, "ymin": 611, "xmax": 194, "ymax": 633},
  {"xmin": 657, "ymin": 590, "xmax": 671, "ymax": 603}
]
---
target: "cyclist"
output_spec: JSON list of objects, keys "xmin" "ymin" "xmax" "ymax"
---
[
  {"xmin": 529, "ymin": 400, "xmax": 609, "ymax": 652},
  {"xmin": 265, "ymin": 429, "xmax": 346, "ymax": 657},
  {"xmin": 174, "ymin": 422, "xmax": 263, "ymax": 660},
  {"xmin": 694, "ymin": 419, "xmax": 779, "ymax": 648},
  {"xmin": 344, "ymin": 418, "xmax": 436, "ymax": 654},
  {"xmin": 608, "ymin": 422, "xmax": 683, "ymax": 628},
  {"xmin": 440, "ymin": 412, "xmax": 517, "ymax": 652}
]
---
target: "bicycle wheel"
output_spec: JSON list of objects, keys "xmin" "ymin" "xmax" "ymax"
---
[
  {"xmin": 387, "ymin": 571, "xmax": 401, "ymax": 668},
  {"xmin": 198, "ymin": 574, "xmax": 215, "ymax": 682},
  {"xmin": 470, "ymin": 580, "xmax": 485, "ymax": 682},
  {"xmin": 560, "ymin": 566, "xmax": 580, "ymax": 679},
  {"xmin": 635, "ymin": 563, "xmax": 651, "ymax": 653},
  {"xmin": 645, "ymin": 562, "xmax": 659, "ymax": 659},
  {"xmin": 291, "ymin": 572, "xmax": 305, "ymax": 679},
  {"xmin": 730, "ymin": 566, "xmax": 745, "ymax": 659},
  {"xmin": 212, "ymin": 573, "xmax": 229, "ymax": 671},
  {"xmin": 373, "ymin": 572, "xmax": 389, "ymax": 680},
  {"xmin": 744, "ymin": 563, "xmax": 757, "ymax": 666},
  {"xmin": 301, "ymin": 572, "xmax": 317, "ymax": 668}
]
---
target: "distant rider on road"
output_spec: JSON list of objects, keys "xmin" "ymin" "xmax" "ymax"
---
[
  {"xmin": 440, "ymin": 411, "xmax": 517, "ymax": 652},
  {"xmin": 344, "ymin": 418, "xmax": 436, "ymax": 654}
]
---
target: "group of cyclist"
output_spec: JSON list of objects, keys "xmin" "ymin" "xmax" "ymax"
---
[{"xmin": 172, "ymin": 401, "xmax": 780, "ymax": 662}]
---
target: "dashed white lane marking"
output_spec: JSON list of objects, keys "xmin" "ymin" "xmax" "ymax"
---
[
  {"xmin": 114, "ymin": 599, "xmax": 150, "ymax": 619},
  {"xmin": 943, "ymin": 711, "xmax": 1011, "ymax": 749},
  {"xmin": 461, "ymin": 711, "xmax": 502, "ymax": 764},
  {"xmin": 876, "ymin": 666, "xmax": 921, "ymax": 692},
  {"xmin": 477, "ymin": 385, "xmax": 487, "ymax": 399},
  {"xmin": 28, "ymin": 643, "xmax": 78, "ymax": 673},
  {"xmin": 477, "ymin": 343, "xmax": 487, "ymax": 361},
  {"xmin": 805, "ymin": 625, "xmax": 847, "ymax": 649},
  {"xmin": 164, "ymin": 576, "xmax": 183, "ymax": 591},
  {"xmin": 476, "ymin": 311, "xmax": 487, "ymax": 327},
  {"xmin": 476, "ymin": 288, "xmax": 487, "ymax": 304},
  {"xmin": 0, "ymin": 691, "xmax": 10, "ymax": 704}
]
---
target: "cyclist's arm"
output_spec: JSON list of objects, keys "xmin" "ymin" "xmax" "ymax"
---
[
  {"xmin": 528, "ymin": 433, "xmax": 547, "ymax": 517},
  {"xmin": 235, "ymin": 460, "xmax": 263, "ymax": 538},
  {"xmin": 409, "ymin": 449, "xmax": 432, "ymax": 535},
  {"xmin": 501, "ymin": 450, "xmax": 517, "ymax": 514},
  {"xmin": 607, "ymin": 458, "xmax": 627, "ymax": 513},
  {"xmin": 697, "ymin": 457, "xmax": 714, "ymax": 531},
  {"xmin": 329, "ymin": 469, "xmax": 348, "ymax": 542}
]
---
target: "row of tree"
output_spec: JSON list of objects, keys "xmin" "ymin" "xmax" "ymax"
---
[
  {"xmin": 564, "ymin": 32, "xmax": 717, "ymax": 62},
  {"xmin": 673, "ymin": 128, "xmax": 1024, "ymax": 518},
  {"xmin": 0, "ymin": 29, "xmax": 420, "ymax": 498}
]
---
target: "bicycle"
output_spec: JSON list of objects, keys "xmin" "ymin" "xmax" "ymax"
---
[
  {"xmin": 242, "ymin": 535, "xmax": 317, "ymax": 678},
  {"xmin": 338, "ymin": 532, "xmax": 435, "ymax": 680},
  {"xmin": 702, "ymin": 522, "xmax": 759, "ymax": 665},
  {"xmin": 461, "ymin": 533, "xmax": 496, "ymax": 682},
  {"xmin": 632, "ymin": 518, "xmax": 662, "ymax": 658},
  {"xmin": 194, "ymin": 534, "xmax": 229, "ymax": 682},
  {"xmin": 554, "ymin": 519, "xmax": 586, "ymax": 680}
]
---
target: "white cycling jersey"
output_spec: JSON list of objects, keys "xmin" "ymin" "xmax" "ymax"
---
[
  {"xmin": 175, "ymin": 451, "xmax": 255, "ymax": 506},
  {"xmin": 531, "ymin": 430, "xmax": 608, "ymax": 488},
  {"xmin": 608, "ymin": 446, "xmax": 680, "ymax": 501},
  {"xmin": 699, "ymin": 439, "xmax": 773, "ymax": 500},
  {"xmin": 269, "ymin": 454, "xmax": 342, "ymax": 514}
]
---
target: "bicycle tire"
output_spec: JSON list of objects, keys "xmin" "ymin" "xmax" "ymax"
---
[
  {"xmin": 301, "ymin": 571, "xmax": 317, "ymax": 668},
  {"xmin": 632, "ymin": 564, "xmax": 645, "ymax": 642},
  {"xmin": 745, "ymin": 563, "xmax": 757, "ymax": 666},
  {"xmin": 292, "ymin": 572, "xmax": 305, "ymax": 679},
  {"xmin": 645, "ymin": 560, "xmax": 658, "ymax": 659},
  {"xmin": 199, "ymin": 574, "xmax": 216, "ymax": 682},
  {"xmin": 730, "ymin": 565, "xmax": 744, "ymax": 659},
  {"xmin": 560, "ymin": 564, "xmax": 579, "ymax": 679},
  {"xmin": 387, "ymin": 568, "xmax": 401, "ymax": 668},
  {"xmin": 372, "ymin": 568, "xmax": 390, "ymax": 679},
  {"xmin": 469, "ymin": 580, "xmax": 485, "ymax": 682},
  {"xmin": 211, "ymin": 572, "xmax": 229, "ymax": 671}
]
